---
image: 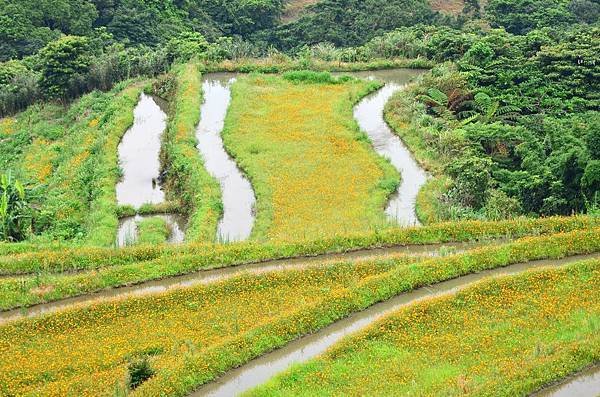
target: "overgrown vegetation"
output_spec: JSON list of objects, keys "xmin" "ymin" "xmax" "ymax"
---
[
  {"xmin": 0, "ymin": 82, "xmax": 141, "ymax": 244},
  {"xmin": 382, "ymin": 24, "xmax": 599, "ymax": 222},
  {"xmin": 160, "ymin": 63, "xmax": 222, "ymax": 242},
  {"xmin": 136, "ymin": 217, "xmax": 170, "ymax": 245}
]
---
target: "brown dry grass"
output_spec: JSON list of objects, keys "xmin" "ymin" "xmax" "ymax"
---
[
  {"xmin": 428, "ymin": 0, "xmax": 465, "ymax": 15},
  {"xmin": 281, "ymin": 0, "xmax": 320, "ymax": 22}
]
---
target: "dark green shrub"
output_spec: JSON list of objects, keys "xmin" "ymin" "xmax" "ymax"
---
[{"xmin": 127, "ymin": 357, "xmax": 155, "ymax": 390}]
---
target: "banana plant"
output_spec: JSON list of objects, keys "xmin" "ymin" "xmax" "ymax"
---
[
  {"xmin": 0, "ymin": 171, "xmax": 31, "ymax": 242},
  {"xmin": 416, "ymin": 88, "xmax": 454, "ymax": 119},
  {"xmin": 459, "ymin": 92, "xmax": 521, "ymax": 125}
]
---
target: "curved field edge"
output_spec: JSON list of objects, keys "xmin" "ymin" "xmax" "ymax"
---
[
  {"xmin": 1, "ymin": 214, "xmax": 599, "ymax": 278},
  {"xmin": 221, "ymin": 74, "xmax": 396, "ymax": 241},
  {"xmin": 250, "ymin": 262, "xmax": 600, "ymax": 397},
  {"xmin": 384, "ymin": 85, "xmax": 447, "ymax": 224},
  {"xmin": 161, "ymin": 62, "xmax": 222, "ymax": 243},
  {"xmin": 0, "ymin": 216, "xmax": 599, "ymax": 278},
  {"xmin": 0, "ymin": 230, "xmax": 598, "ymax": 395}
]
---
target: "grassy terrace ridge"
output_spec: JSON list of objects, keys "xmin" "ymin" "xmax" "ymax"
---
[
  {"xmin": 83, "ymin": 85, "xmax": 143, "ymax": 247},
  {"xmin": 0, "ymin": 215, "xmax": 598, "ymax": 277},
  {"xmin": 0, "ymin": 230, "xmax": 598, "ymax": 395},
  {"xmin": 250, "ymin": 262, "xmax": 600, "ymax": 397},
  {"xmin": 223, "ymin": 72, "xmax": 399, "ymax": 241},
  {"xmin": 161, "ymin": 63, "xmax": 222, "ymax": 242}
]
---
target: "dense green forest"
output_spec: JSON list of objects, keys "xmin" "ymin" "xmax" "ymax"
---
[
  {"xmin": 1, "ymin": 0, "xmax": 597, "ymax": 114},
  {"xmin": 383, "ymin": 24, "xmax": 599, "ymax": 220}
]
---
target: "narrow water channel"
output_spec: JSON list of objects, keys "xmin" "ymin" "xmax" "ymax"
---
[
  {"xmin": 115, "ymin": 93, "xmax": 184, "ymax": 246},
  {"xmin": 0, "ymin": 239, "xmax": 503, "ymax": 324},
  {"xmin": 196, "ymin": 73, "xmax": 256, "ymax": 242},
  {"xmin": 533, "ymin": 365, "xmax": 600, "ymax": 397},
  {"xmin": 190, "ymin": 253, "xmax": 600, "ymax": 397},
  {"xmin": 351, "ymin": 69, "xmax": 427, "ymax": 226}
]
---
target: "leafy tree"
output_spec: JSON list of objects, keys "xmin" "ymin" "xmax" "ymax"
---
[
  {"xmin": 272, "ymin": 0, "xmax": 438, "ymax": 49},
  {"xmin": 587, "ymin": 125, "xmax": 600, "ymax": 160},
  {"xmin": 486, "ymin": 0, "xmax": 575, "ymax": 34},
  {"xmin": 582, "ymin": 160, "xmax": 600, "ymax": 201},
  {"xmin": 0, "ymin": 0, "xmax": 97, "ymax": 60},
  {"xmin": 446, "ymin": 156, "xmax": 493, "ymax": 209},
  {"xmin": 38, "ymin": 35, "xmax": 92, "ymax": 99},
  {"xmin": 461, "ymin": 92, "xmax": 521, "ymax": 124},
  {"xmin": 568, "ymin": 0, "xmax": 600, "ymax": 24},
  {"xmin": 166, "ymin": 32, "xmax": 209, "ymax": 61}
]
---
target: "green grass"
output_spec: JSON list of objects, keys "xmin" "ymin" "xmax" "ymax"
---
[
  {"xmin": 136, "ymin": 217, "xmax": 170, "ymax": 245},
  {"xmin": 384, "ymin": 87, "xmax": 450, "ymax": 224},
  {"xmin": 0, "ymin": 225, "xmax": 599, "ymax": 314},
  {"xmin": 416, "ymin": 176, "xmax": 452, "ymax": 224},
  {"xmin": 250, "ymin": 261, "xmax": 600, "ymax": 396},
  {"xmin": 83, "ymin": 84, "xmax": 143, "ymax": 247},
  {"xmin": 223, "ymin": 73, "xmax": 398, "ymax": 241},
  {"xmin": 203, "ymin": 58, "xmax": 434, "ymax": 74}
]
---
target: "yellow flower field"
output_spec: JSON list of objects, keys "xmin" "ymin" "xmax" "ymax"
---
[
  {"xmin": 0, "ymin": 260, "xmax": 399, "ymax": 396},
  {"xmin": 223, "ymin": 74, "xmax": 398, "ymax": 241},
  {"xmin": 250, "ymin": 260, "xmax": 600, "ymax": 396}
]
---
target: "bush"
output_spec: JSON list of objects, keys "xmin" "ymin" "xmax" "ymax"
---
[{"xmin": 127, "ymin": 357, "xmax": 155, "ymax": 390}]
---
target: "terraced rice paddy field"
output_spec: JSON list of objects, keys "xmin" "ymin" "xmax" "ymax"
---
[{"xmin": 0, "ymin": 64, "xmax": 598, "ymax": 396}]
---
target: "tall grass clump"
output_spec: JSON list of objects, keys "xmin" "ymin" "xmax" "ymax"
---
[
  {"xmin": 136, "ymin": 217, "xmax": 170, "ymax": 245},
  {"xmin": 282, "ymin": 70, "xmax": 353, "ymax": 84},
  {"xmin": 161, "ymin": 62, "xmax": 222, "ymax": 242}
]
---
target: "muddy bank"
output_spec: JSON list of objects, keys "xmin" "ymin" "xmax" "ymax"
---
[
  {"xmin": 533, "ymin": 365, "xmax": 600, "ymax": 397},
  {"xmin": 350, "ymin": 69, "xmax": 427, "ymax": 226},
  {"xmin": 196, "ymin": 73, "xmax": 256, "ymax": 242},
  {"xmin": 191, "ymin": 253, "xmax": 600, "ymax": 396}
]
